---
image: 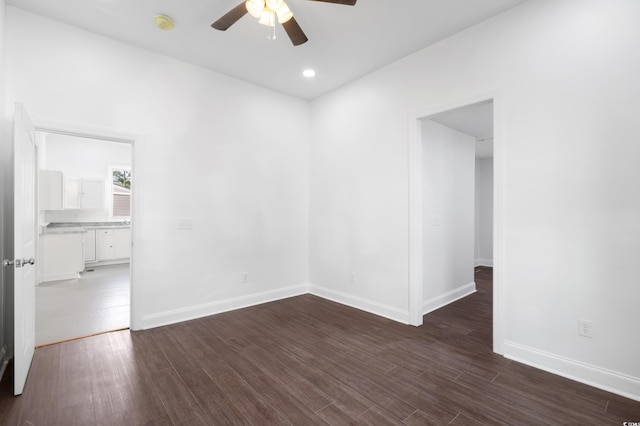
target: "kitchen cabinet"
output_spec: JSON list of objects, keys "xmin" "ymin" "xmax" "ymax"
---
[
  {"xmin": 84, "ymin": 229, "xmax": 96, "ymax": 263},
  {"xmin": 64, "ymin": 177, "xmax": 105, "ymax": 209},
  {"xmin": 39, "ymin": 233, "xmax": 84, "ymax": 283},
  {"xmin": 39, "ymin": 170, "xmax": 63, "ymax": 210},
  {"xmin": 96, "ymin": 228, "xmax": 131, "ymax": 261},
  {"xmin": 97, "ymin": 230, "xmax": 116, "ymax": 261},
  {"xmin": 81, "ymin": 179, "xmax": 105, "ymax": 209},
  {"xmin": 63, "ymin": 177, "xmax": 81, "ymax": 208},
  {"xmin": 114, "ymin": 228, "xmax": 132, "ymax": 259}
]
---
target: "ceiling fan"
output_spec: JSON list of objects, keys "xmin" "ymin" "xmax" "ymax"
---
[{"xmin": 212, "ymin": 0, "xmax": 357, "ymax": 46}]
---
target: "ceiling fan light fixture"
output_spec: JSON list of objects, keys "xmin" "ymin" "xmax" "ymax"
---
[
  {"xmin": 213, "ymin": 0, "xmax": 356, "ymax": 46},
  {"xmin": 266, "ymin": 0, "xmax": 285, "ymax": 10},
  {"xmin": 258, "ymin": 9, "xmax": 276, "ymax": 27},
  {"xmin": 245, "ymin": 0, "xmax": 265, "ymax": 18},
  {"xmin": 275, "ymin": 3, "xmax": 293, "ymax": 23}
]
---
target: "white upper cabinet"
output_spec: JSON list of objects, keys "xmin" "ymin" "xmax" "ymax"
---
[
  {"xmin": 81, "ymin": 178, "xmax": 105, "ymax": 209},
  {"xmin": 63, "ymin": 176, "xmax": 81, "ymax": 209},
  {"xmin": 64, "ymin": 176, "xmax": 105, "ymax": 210},
  {"xmin": 38, "ymin": 170, "xmax": 63, "ymax": 210}
]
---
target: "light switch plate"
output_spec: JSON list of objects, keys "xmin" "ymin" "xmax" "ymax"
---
[{"xmin": 177, "ymin": 219, "xmax": 193, "ymax": 230}]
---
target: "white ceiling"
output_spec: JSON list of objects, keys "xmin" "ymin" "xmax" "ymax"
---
[
  {"xmin": 429, "ymin": 101, "xmax": 494, "ymax": 159},
  {"xmin": 6, "ymin": 0, "xmax": 527, "ymax": 100}
]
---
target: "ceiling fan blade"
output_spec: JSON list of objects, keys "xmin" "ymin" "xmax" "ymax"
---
[
  {"xmin": 282, "ymin": 17, "xmax": 309, "ymax": 46},
  {"xmin": 211, "ymin": 2, "xmax": 248, "ymax": 31},
  {"xmin": 306, "ymin": 0, "xmax": 357, "ymax": 5}
]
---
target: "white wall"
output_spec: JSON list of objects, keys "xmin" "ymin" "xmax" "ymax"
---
[
  {"xmin": 422, "ymin": 120, "xmax": 475, "ymax": 314},
  {"xmin": 4, "ymin": 6, "xmax": 310, "ymax": 329},
  {"xmin": 42, "ymin": 133, "xmax": 131, "ymax": 179},
  {"xmin": 475, "ymin": 158, "xmax": 493, "ymax": 266},
  {"xmin": 310, "ymin": 0, "xmax": 640, "ymax": 399}
]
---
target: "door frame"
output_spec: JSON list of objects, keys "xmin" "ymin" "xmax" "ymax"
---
[
  {"xmin": 33, "ymin": 116, "xmax": 144, "ymax": 331},
  {"xmin": 407, "ymin": 92, "xmax": 505, "ymax": 355}
]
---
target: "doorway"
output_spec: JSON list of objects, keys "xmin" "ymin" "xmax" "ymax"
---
[
  {"xmin": 408, "ymin": 97, "xmax": 502, "ymax": 353},
  {"xmin": 35, "ymin": 130, "xmax": 133, "ymax": 345}
]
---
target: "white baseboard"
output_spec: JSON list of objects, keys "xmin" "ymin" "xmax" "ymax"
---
[
  {"xmin": 309, "ymin": 284, "xmax": 410, "ymax": 324},
  {"xmin": 85, "ymin": 259, "xmax": 129, "ymax": 268},
  {"xmin": 504, "ymin": 340, "xmax": 640, "ymax": 402},
  {"xmin": 142, "ymin": 284, "xmax": 309, "ymax": 329},
  {"xmin": 422, "ymin": 281, "xmax": 476, "ymax": 315},
  {"xmin": 39, "ymin": 271, "xmax": 80, "ymax": 283},
  {"xmin": 475, "ymin": 259, "xmax": 493, "ymax": 267}
]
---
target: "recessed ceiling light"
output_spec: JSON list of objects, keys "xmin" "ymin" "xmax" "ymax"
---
[
  {"xmin": 154, "ymin": 15, "xmax": 175, "ymax": 31},
  {"xmin": 302, "ymin": 69, "xmax": 316, "ymax": 78}
]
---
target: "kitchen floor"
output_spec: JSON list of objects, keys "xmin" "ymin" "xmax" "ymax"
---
[{"xmin": 35, "ymin": 263, "xmax": 130, "ymax": 346}]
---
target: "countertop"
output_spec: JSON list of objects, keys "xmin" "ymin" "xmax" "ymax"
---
[{"xmin": 41, "ymin": 222, "xmax": 131, "ymax": 235}]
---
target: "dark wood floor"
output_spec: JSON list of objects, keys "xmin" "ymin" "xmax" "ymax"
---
[{"xmin": 1, "ymin": 267, "xmax": 639, "ymax": 425}]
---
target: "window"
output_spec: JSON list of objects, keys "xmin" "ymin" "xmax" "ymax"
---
[{"xmin": 111, "ymin": 167, "xmax": 131, "ymax": 218}]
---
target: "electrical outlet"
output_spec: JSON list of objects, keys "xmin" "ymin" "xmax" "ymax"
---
[
  {"xmin": 578, "ymin": 319, "xmax": 593, "ymax": 338},
  {"xmin": 242, "ymin": 272, "xmax": 249, "ymax": 284}
]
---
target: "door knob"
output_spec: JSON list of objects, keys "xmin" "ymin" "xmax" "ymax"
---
[{"xmin": 2, "ymin": 258, "xmax": 35, "ymax": 268}]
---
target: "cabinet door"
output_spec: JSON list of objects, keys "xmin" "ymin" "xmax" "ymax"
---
[
  {"xmin": 97, "ymin": 230, "xmax": 115, "ymax": 260},
  {"xmin": 38, "ymin": 170, "xmax": 63, "ymax": 210},
  {"xmin": 81, "ymin": 179, "xmax": 105, "ymax": 209},
  {"xmin": 64, "ymin": 176, "xmax": 81, "ymax": 209},
  {"xmin": 114, "ymin": 228, "xmax": 131, "ymax": 259},
  {"xmin": 39, "ymin": 233, "xmax": 84, "ymax": 282},
  {"xmin": 84, "ymin": 230, "xmax": 96, "ymax": 263}
]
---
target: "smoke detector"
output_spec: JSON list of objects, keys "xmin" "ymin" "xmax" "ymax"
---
[{"xmin": 154, "ymin": 15, "xmax": 175, "ymax": 31}]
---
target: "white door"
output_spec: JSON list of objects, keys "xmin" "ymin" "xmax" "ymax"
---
[{"xmin": 13, "ymin": 103, "xmax": 37, "ymax": 395}]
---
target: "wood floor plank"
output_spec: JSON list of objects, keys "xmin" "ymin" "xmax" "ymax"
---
[
  {"xmin": 18, "ymin": 344, "xmax": 61, "ymax": 425},
  {"xmin": 147, "ymin": 324, "xmax": 201, "ymax": 376},
  {"xmin": 181, "ymin": 368, "xmax": 251, "ymax": 425},
  {"xmin": 107, "ymin": 332, "xmax": 168, "ymax": 424},
  {"xmin": 214, "ymin": 370, "xmax": 290, "ymax": 425},
  {"xmin": 57, "ymin": 338, "xmax": 93, "ymax": 409},
  {"xmin": 129, "ymin": 329, "xmax": 172, "ymax": 374},
  {"xmin": 246, "ymin": 374, "xmax": 328, "ymax": 425},
  {"xmin": 403, "ymin": 408, "xmax": 457, "ymax": 425},
  {"xmin": 357, "ymin": 405, "xmax": 405, "ymax": 425},
  {"xmin": 316, "ymin": 401, "xmax": 368, "ymax": 425},
  {"xmin": 448, "ymin": 412, "xmax": 484, "ymax": 425},
  {"xmin": 0, "ymin": 361, "xmax": 24, "ymax": 425},
  {"xmin": 152, "ymin": 367, "xmax": 211, "ymax": 425},
  {"xmin": 264, "ymin": 341, "xmax": 374, "ymax": 418},
  {"xmin": 56, "ymin": 401, "xmax": 97, "ymax": 426},
  {"xmin": 187, "ymin": 320, "xmax": 265, "ymax": 381},
  {"xmin": 241, "ymin": 345, "xmax": 334, "ymax": 412}
]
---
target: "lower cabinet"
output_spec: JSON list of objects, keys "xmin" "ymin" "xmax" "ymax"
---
[
  {"xmin": 39, "ymin": 233, "xmax": 84, "ymax": 283},
  {"xmin": 114, "ymin": 228, "xmax": 132, "ymax": 259},
  {"xmin": 97, "ymin": 230, "xmax": 116, "ymax": 261},
  {"xmin": 84, "ymin": 229, "xmax": 96, "ymax": 263},
  {"xmin": 95, "ymin": 228, "xmax": 131, "ymax": 263}
]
